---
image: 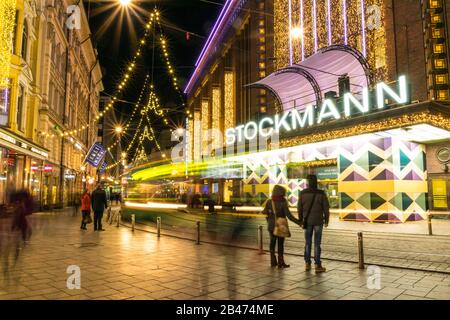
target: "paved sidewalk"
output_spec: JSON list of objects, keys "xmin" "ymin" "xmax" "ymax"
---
[{"xmin": 1, "ymin": 211, "xmax": 450, "ymax": 300}]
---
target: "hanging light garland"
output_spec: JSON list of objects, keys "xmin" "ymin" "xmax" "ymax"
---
[
  {"xmin": 38, "ymin": 10, "xmax": 161, "ymax": 139},
  {"xmin": 106, "ymin": 74, "xmax": 150, "ymax": 151},
  {"xmin": 103, "ymin": 9, "xmax": 184, "ymax": 170}
]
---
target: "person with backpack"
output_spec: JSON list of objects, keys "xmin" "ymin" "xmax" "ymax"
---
[
  {"xmin": 263, "ymin": 185, "xmax": 300, "ymax": 269},
  {"xmin": 298, "ymin": 175, "xmax": 330, "ymax": 274}
]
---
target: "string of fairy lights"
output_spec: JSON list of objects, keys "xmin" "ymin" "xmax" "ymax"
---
[
  {"xmin": 103, "ymin": 8, "xmax": 187, "ymax": 171},
  {"xmin": 36, "ymin": 10, "xmax": 162, "ymax": 141},
  {"xmin": 105, "ymin": 74, "xmax": 150, "ymax": 152},
  {"xmin": 33, "ymin": 8, "xmax": 185, "ymax": 174},
  {"xmin": 0, "ymin": 0, "xmax": 15, "ymax": 89}
]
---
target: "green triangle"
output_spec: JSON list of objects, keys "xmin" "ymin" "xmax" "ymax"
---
[
  {"xmin": 400, "ymin": 150, "xmax": 410, "ymax": 170},
  {"xmin": 339, "ymin": 155, "xmax": 353, "ymax": 173},
  {"xmin": 389, "ymin": 193, "xmax": 403, "ymax": 211},
  {"xmin": 401, "ymin": 193, "xmax": 414, "ymax": 210},
  {"xmin": 340, "ymin": 193, "xmax": 354, "ymax": 209},
  {"xmin": 386, "ymin": 155, "xmax": 393, "ymax": 164},
  {"xmin": 415, "ymin": 193, "xmax": 427, "ymax": 211},
  {"xmin": 370, "ymin": 193, "xmax": 386, "ymax": 210},
  {"xmin": 413, "ymin": 152, "xmax": 425, "ymax": 172},
  {"xmin": 368, "ymin": 151, "xmax": 384, "ymax": 172},
  {"xmin": 357, "ymin": 193, "xmax": 372, "ymax": 210},
  {"xmin": 355, "ymin": 154, "xmax": 369, "ymax": 172}
]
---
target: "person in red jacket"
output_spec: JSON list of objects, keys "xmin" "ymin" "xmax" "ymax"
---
[{"xmin": 80, "ymin": 190, "xmax": 91, "ymax": 230}]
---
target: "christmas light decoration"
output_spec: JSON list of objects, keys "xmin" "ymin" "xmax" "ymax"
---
[
  {"xmin": 224, "ymin": 72, "xmax": 235, "ymax": 132},
  {"xmin": 0, "ymin": 0, "xmax": 16, "ymax": 89},
  {"xmin": 39, "ymin": 11, "xmax": 158, "ymax": 138},
  {"xmin": 274, "ymin": 0, "xmax": 387, "ymax": 77},
  {"xmin": 201, "ymin": 100, "xmax": 209, "ymax": 155},
  {"xmin": 279, "ymin": 112, "xmax": 450, "ymax": 149}
]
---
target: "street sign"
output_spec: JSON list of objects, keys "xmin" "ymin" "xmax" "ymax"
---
[
  {"xmin": 99, "ymin": 161, "xmax": 107, "ymax": 174},
  {"xmin": 85, "ymin": 142, "xmax": 107, "ymax": 167}
]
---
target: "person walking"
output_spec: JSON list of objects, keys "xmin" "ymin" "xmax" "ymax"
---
[
  {"xmin": 91, "ymin": 184, "xmax": 108, "ymax": 231},
  {"xmin": 80, "ymin": 190, "xmax": 91, "ymax": 230},
  {"xmin": 263, "ymin": 185, "xmax": 300, "ymax": 269},
  {"xmin": 298, "ymin": 175, "xmax": 330, "ymax": 274}
]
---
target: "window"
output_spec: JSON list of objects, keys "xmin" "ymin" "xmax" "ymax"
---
[
  {"xmin": 12, "ymin": 10, "xmax": 19, "ymax": 54},
  {"xmin": 0, "ymin": 81, "xmax": 11, "ymax": 126},
  {"xmin": 431, "ymin": 14, "xmax": 442, "ymax": 24},
  {"xmin": 434, "ymin": 44, "xmax": 445, "ymax": 54},
  {"xmin": 435, "ymin": 59, "xmax": 446, "ymax": 69},
  {"xmin": 430, "ymin": 0, "xmax": 441, "ymax": 8},
  {"xmin": 437, "ymin": 90, "xmax": 449, "ymax": 100},
  {"xmin": 435, "ymin": 74, "xmax": 448, "ymax": 85},
  {"xmin": 432, "ymin": 28, "xmax": 443, "ymax": 39},
  {"xmin": 17, "ymin": 85, "xmax": 25, "ymax": 131},
  {"xmin": 21, "ymin": 21, "xmax": 28, "ymax": 60}
]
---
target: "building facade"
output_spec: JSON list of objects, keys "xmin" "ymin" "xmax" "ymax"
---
[
  {"xmin": 183, "ymin": 0, "xmax": 450, "ymax": 223},
  {"xmin": 0, "ymin": 0, "xmax": 102, "ymax": 210}
]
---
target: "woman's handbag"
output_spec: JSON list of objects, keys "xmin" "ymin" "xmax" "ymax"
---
[
  {"xmin": 84, "ymin": 213, "xmax": 93, "ymax": 224},
  {"xmin": 272, "ymin": 201, "xmax": 291, "ymax": 238}
]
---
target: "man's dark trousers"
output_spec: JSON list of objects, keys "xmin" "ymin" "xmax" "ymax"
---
[{"xmin": 94, "ymin": 210, "xmax": 104, "ymax": 231}]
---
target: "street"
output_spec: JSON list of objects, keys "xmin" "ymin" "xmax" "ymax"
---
[{"xmin": 1, "ymin": 209, "xmax": 450, "ymax": 300}]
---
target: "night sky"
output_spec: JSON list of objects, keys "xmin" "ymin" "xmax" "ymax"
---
[{"xmin": 84, "ymin": 0, "xmax": 224, "ymax": 153}]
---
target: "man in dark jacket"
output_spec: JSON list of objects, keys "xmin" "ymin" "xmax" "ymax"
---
[
  {"xmin": 91, "ymin": 184, "xmax": 108, "ymax": 231},
  {"xmin": 298, "ymin": 175, "xmax": 330, "ymax": 273}
]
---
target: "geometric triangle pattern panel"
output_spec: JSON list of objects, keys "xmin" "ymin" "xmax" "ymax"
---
[{"xmin": 393, "ymin": 139, "xmax": 427, "ymax": 181}]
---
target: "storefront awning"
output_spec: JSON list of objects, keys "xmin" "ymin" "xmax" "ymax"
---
[
  {"xmin": 251, "ymin": 45, "xmax": 370, "ymax": 111},
  {"xmin": 0, "ymin": 128, "xmax": 49, "ymax": 160}
]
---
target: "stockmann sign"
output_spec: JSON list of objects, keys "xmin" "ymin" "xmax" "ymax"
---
[{"xmin": 225, "ymin": 76, "xmax": 408, "ymax": 145}]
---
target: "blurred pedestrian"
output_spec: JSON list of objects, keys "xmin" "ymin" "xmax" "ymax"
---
[
  {"xmin": 80, "ymin": 189, "xmax": 91, "ymax": 230},
  {"xmin": 10, "ymin": 189, "xmax": 33, "ymax": 241},
  {"xmin": 298, "ymin": 175, "xmax": 330, "ymax": 274},
  {"xmin": 263, "ymin": 185, "xmax": 300, "ymax": 269},
  {"xmin": 91, "ymin": 184, "xmax": 108, "ymax": 231}
]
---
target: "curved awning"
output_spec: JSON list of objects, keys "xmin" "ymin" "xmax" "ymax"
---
[{"xmin": 251, "ymin": 45, "xmax": 371, "ymax": 111}]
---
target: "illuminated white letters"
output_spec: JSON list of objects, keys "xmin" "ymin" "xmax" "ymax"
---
[
  {"xmin": 259, "ymin": 117, "xmax": 274, "ymax": 137},
  {"xmin": 225, "ymin": 128, "xmax": 236, "ymax": 145},
  {"xmin": 291, "ymin": 105, "xmax": 314, "ymax": 129},
  {"xmin": 317, "ymin": 99, "xmax": 341, "ymax": 124},
  {"xmin": 344, "ymin": 88, "xmax": 370, "ymax": 117},
  {"xmin": 274, "ymin": 112, "xmax": 291, "ymax": 132},
  {"xmin": 377, "ymin": 75, "xmax": 408, "ymax": 109},
  {"xmin": 224, "ymin": 76, "xmax": 409, "ymax": 145},
  {"xmin": 244, "ymin": 121, "xmax": 258, "ymax": 141},
  {"xmin": 235, "ymin": 125, "xmax": 245, "ymax": 143}
]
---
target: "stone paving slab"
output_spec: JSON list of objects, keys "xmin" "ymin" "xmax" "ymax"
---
[{"xmin": 1, "ymin": 211, "xmax": 450, "ymax": 300}]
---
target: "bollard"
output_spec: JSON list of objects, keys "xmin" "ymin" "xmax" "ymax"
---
[
  {"xmin": 357, "ymin": 232, "xmax": 365, "ymax": 269},
  {"xmin": 131, "ymin": 214, "xmax": 135, "ymax": 232},
  {"xmin": 157, "ymin": 217, "xmax": 161, "ymax": 238},
  {"xmin": 116, "ymin": 210, "xmax": 121, "ymax": 227},
  {"xmin": 428, "ymin": 213, "xmax": 433, "ymax": 236},
  {"xmin": 258, "ymin": 225, "xmax": 264, "ymax": 254},
  {"xmin": 196, "ymin": 221, "xmax": 200, "ymax": 245}
]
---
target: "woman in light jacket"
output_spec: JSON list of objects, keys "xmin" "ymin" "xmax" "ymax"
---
[{"xmin": 262, "ymin": 185, "xmax": 300, "ymax": 268}]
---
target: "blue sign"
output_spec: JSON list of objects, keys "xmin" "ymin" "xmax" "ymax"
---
[
  {"xmin": 85, "ymin": 142, "xmax": 106, "ymax": 167},
  {"xmin": 99, "ymin": 161, "xmax": 107, "ymax": 174}
]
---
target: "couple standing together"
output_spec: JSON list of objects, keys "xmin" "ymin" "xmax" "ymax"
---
[
  {"xmin": 80, "ymin": 184, "xmax": 109, "ymax": 231},
  {"xmin": 263, "ymin": 175, "xmax": 329, "ymax": 273}
]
